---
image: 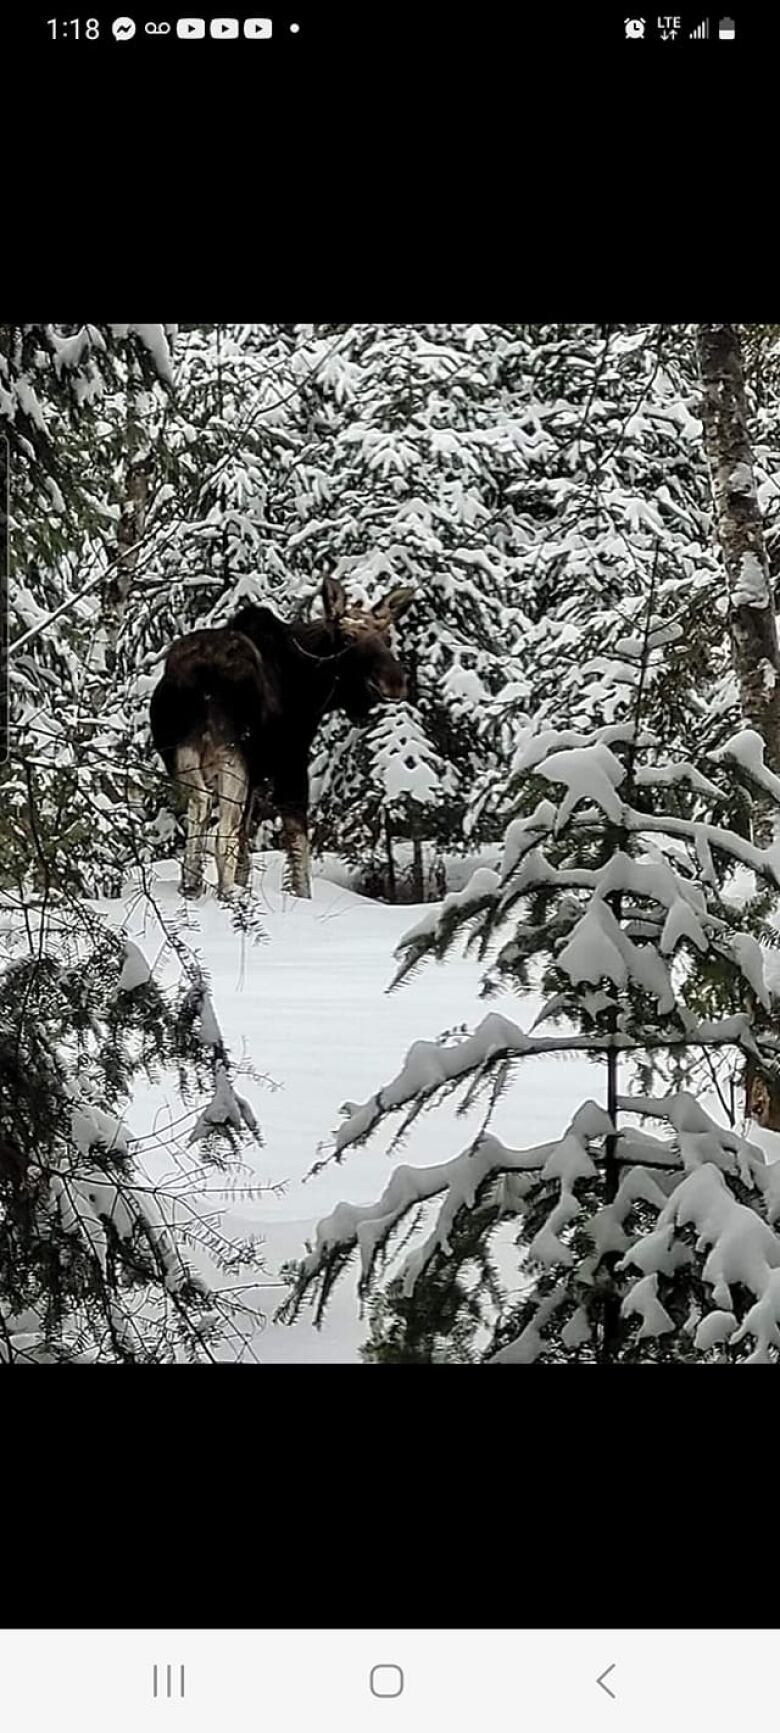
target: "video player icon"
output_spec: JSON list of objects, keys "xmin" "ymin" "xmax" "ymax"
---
[
  {"xmin": 210, "ymin": 17, "xmax": 239, "ymax": 36},
  {"xmin": 176, "ymin": 17, "xmax": 205, "ymax": 36}
]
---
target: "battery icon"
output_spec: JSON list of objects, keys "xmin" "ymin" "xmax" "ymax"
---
[{"xmin": 719, "ymin": 16, "xmax": 735, "ymax": 37}]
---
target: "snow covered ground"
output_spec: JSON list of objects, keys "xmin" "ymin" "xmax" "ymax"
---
[{"xmin": 99, "ymin": 853, "xmax": 604, "ymax": 1362}]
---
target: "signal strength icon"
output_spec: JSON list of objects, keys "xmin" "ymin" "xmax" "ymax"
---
[{"xmin": 690, "ymin": 17, "xmax": 710, "ymax": 35}]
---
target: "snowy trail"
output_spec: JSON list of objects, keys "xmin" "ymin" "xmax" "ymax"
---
[{"xmin": 100, "ymin": 855, "xmax": 606, "ymax": 1362}]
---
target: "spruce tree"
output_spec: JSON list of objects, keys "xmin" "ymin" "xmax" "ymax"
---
[
  {"xmin": 283, "ymin": 612, "xmax": 780, "ymax": 1363},
  {"xmin": 289, "ymin": 323, "xmax": 535, "ymax": 888},
  {"xmin": 1, "ymin": 906, "xmax": 267, "ymax": 1364}
]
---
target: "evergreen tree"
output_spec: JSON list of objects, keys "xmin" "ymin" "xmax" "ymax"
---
[
  {"xmin": 3, "ymin": 323, "xmax": 177, "ymax": 898},
  {"xmin": 469, "ymin": 324, "xmax": 744, "ymax": 839},
  {"xmin": 282, "ymin": 617, "xmax": 780, "ymax": 1363},
  {"xmin": 1, "ymin": 905, "xmax": 267, "ymax": 1363},
  {"xmin": 288, "ymin": 324, "xmax": 535, "ymax": 887},
  {"xmin": 2, "ymin": 324, "xmax": 270, "ymax": 1362}
]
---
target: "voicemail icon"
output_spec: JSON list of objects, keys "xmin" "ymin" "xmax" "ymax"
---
[{"xmin": 244, "ymin": 17, "xmax": 272, "ymax": 37}]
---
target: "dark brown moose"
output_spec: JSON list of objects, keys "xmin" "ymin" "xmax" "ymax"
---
[{"xmin": 150, "ymin": 577, "xmax": 414, "ymax": 899}]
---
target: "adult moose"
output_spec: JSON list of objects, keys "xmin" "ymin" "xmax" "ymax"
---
[{"xmin": 149, "ymin": 577, "xmax": 415, "ymax": 900}]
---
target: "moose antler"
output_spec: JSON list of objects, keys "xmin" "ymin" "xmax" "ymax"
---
[
  {"xmin": 370, "ymin": 586, "xmax": 417, "ymax": 629},
  {"xmin": 321, "ymin": 576, "xmax": 416, "ymax": 637}
]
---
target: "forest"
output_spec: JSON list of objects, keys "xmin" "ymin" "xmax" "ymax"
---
[{"xmin": 4, "ymin": 321, "xmax": 780, "ymax": 1364}]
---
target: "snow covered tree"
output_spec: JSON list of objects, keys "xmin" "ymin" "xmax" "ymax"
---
[
  {"xmin": 468, "ymin": 324, "xmax": 745, "ymax": 843},
  {"xmin": 4, "ymin": 323, "xmax": 178, "ymax": 897},
  {"xmin": 286, "ymin": 324, "xmax": 535, "ymax": 887},
  {"xmin": 283, "ymin": 617, "xmax": 780, "ymax": 1363},
  {"xmin": 1, "ymin": 325, "xmax": 277, "ymax": 1361},
  {"xmin": 0, "ymin": 899, "xmax": 269, "ymax": 1364}
]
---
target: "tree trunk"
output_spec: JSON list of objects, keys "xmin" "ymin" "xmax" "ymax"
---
[
  {"xmin": 404, "ymin": 645, "xmax": 426, "ymax": 902},
  {"xmin": 384, "ymin": 813, "xmax": 397, "ymax": 902},
  {"xmin": 697, "ymin": 327, "xmax": 780, "ymax": 1130},
  {"xmin": 744, "ymin": 1055, "xmax": 780, "ymax": 1133},
  {"xmin": 696, "ymin": 324, "xmax": 780, "ymax": 767},
  {"xmin": 411, "ymin": 832, "xmax": 424, "ymax": 903},
  {"xmin": 599, "ymin": 1043, "xmax": 622, "ymax": 1363}
]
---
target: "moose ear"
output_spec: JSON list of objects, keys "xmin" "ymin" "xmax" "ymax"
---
[
  {"xmin": 321, "ymin": 576, "xmax": 347, "ymax": 621},
  {"xmin": 376, "ymin": 585, "xmax": 416, "ymax": 623}
]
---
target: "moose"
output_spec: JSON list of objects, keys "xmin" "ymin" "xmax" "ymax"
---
[{"xmin": 149, "ymin": 576, "xmax": 415, "ymax": 900}]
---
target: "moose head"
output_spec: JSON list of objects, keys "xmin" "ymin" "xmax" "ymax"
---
[{"xmin": 319, "ymin": 575, "xmax": 415, "ymax": 721}]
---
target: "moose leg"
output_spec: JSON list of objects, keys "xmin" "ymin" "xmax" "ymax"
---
[
  {"xmin": 176, "ymin": 745, "xmax": 212, "ymax": 897},
  {"xmin": 235, "ymin": 789, "xmax": 257, "ymax": 890},
  {"xmin": 214, "ymin": 747, "xmax": 249, "ymax": 897},
  {"xmin": 275, "ymin": 762, "xmax": 311, "ymax": 898},
  {"xmin": 235, "ymin": 823, "xmax": 251, "ymax": 890},
  {"xmin": 280, "ymin": 808, "xmax": 312, "ymax": 898}
]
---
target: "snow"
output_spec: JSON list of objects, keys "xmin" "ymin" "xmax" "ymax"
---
[
  {"xmin": 693, "ymin": 1309, "xmax": 737, "ymax": 1352},
  {"xmin": 512, "ymin": 722, "xmax": 641, "ymax": 778},
  {"xmin": 116, "ymin": 937, "xmax": 151, "ymax": 993},
  {"xmin": 620, "ymin": 1273, "xmax": 674, "ymax": 1340},
  {"xmin": 189, "ymin": 1061, "xmax": 255, "ymax": 1143},
  {"xmin": 442, "ymin": 665, "xmax": 489, "ymax": 704},
  {"xmin": 558, "ymin": 903, "xmax": 629, "ymax": 992},
  {"xmin": 711, "ymin": 727, "xmax": 780, "ymax": 805},
  {"xmin": 732, "ymin": 550, "xmax": 769, "ymax": 608},
  {"xmin": 48, "ymin": 328, "xmax": 95, "ymax": 376},
  {"xmin": 560, "ymin": 1308, "xmax": 591, "ymax": 1349},
  {"xmin": 727, "ymin": 463, "xmax": 754, "ymax": 497},
  {"xmin": 660, "ymin": 899, "xmax": 708, "ymax": 954},
  {"xmin": 196, "ymin": 991, "xmax": 223, "ymax": 1047},
  {"xmin": 71, "ymin": 1103, "xmax": 130, "ymax": 1160},
  {"xmin": 102, "ymin": 855, "xmax": 601, "ymax": 1362},
  {"xmin": 729, "ymin": 931, "xmax": 771, "ymax": 1010},
  {"xmin": 659, "ymin": 1165, "xmax": 780, "ymax": 1310},
  {"xmin": 400, "ymin": 866, "xmax": 500, "ymax": 945},
  {"xmin": 634, "ymin": 760, "xmax": 723, "ymax": 800},
  {"xmin": 107, "ymin": 324, "xmax": 175, "ymax": 385},
  {"xmin": 558, "ymin": 899, "xmax": 675, "ymax": 1012},
  {"xmin": 538, "ymin": 742, "xmax": 626, "ymax": 827}
]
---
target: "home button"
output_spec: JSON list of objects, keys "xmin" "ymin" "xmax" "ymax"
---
[{"xmin": 370, "ymin": 1665, "xmax": 404, "ymax": 1699}]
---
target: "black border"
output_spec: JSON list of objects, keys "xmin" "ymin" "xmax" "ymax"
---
[
  {"xmin": 8, "ymin": 1, "xmax": 776, "ymax": 311},
  {"xmin": 7, "ymin": 1374, "xmax": 766, "ymax": 1623}
]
